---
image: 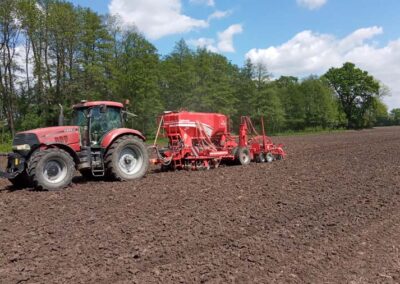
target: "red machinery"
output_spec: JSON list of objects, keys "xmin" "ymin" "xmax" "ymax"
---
[
  {"xmin": 150, "ymin": 111, "xmax": 285, "ymax": 170},
  {"xmin": 0, "ymin": 101, "xmax": 149, "ymax": 191}
]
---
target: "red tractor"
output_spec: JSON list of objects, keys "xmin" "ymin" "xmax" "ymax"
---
[{"xmin": 1, "ymin": 101, "xmax": 149, "ymax": 190}]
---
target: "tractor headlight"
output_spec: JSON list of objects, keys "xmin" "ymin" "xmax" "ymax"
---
[{"xmin": 12, "ymin": 144, "xmax": 31, "ymax": 151}]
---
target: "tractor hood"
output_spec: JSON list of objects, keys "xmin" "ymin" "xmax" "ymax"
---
[
  {"xmin": 14, "ymin": 126, "xmax": 81, "ymax": 151},
  {"xmin": 19, "ymin": 126, "xmax": 80, "ymax": 137}
]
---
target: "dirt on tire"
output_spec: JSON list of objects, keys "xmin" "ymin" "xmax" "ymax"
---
[{"xmin": 1, "ymin": 127, "xmax": 400, "ymax": 283}]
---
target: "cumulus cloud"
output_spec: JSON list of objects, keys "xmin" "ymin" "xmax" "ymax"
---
[
  {"xmin": 217, "ymin": 24, "xmax": 243, "ymax": 52},
  {"xmin": 245, "ymin": 26, "xmax": 400, "ymax": 109},
  {"xmin": 190, "ymin": 24, "xmax": 243, "ymax": 53},
  {"xmin": 297, "ymin": 0, "xmax": 327, "ymax": 10},
  {"xmin": 109, "ymin": 0, "xmax": 208, "ymax": 39},
  {"xmin": 190, "ymin": 0, "xmax": 215, "ymax": 7}
]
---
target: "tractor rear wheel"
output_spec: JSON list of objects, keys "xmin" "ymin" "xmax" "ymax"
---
[
  {"xmin": 237, "ymin": 147, "xmax": 251, "ymax": 165},
  {"xmin": 105, "ymin": 135, "xmax": 149, "ymax": 181},
  {"xmin": 28, "ymin": 148, "xmax": 75, "ymax": 191}
]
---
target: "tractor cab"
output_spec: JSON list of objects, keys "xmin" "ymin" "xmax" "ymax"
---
[{"xmin": 72, "ymin": 101, "xmax": 124, "ymax": 146}]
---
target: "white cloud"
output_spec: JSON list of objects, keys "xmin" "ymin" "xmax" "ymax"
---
[
  {"xmin": 208, "ymin": 10, "xmax": 231, "ymax": 21},
  {"xmin": 109, "ymin": 0, "xmax": 208, "ymax": 39},
  {"xmin": 190, "ymin": 24, "xmax": 243, "ymax": 53},
  {"xmin": 297, "ymin": 0, "xmax": 327, "ymax": 10},
  {"xmin": 188, "ymin": 37, "xmax": 218, "ymax": 52},
  {"xmin": 190, "ymin": 0, "xmax": 215, "ymax": 7},
  {"xmin": 245, "ymin": 26, "xmax": 400, "ymax": 109},
  {"xmin": 217, "ymin": 24, "xmax": 243, "ymax": 52}
]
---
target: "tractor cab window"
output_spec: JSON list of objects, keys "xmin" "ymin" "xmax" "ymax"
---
[
  {"xmin": 73, "ymin": 108, "xmax": 88, "ymax": 127},
  {"xmin": 90, "ymin": 106, "xmax": 122, "ymax": 145}
]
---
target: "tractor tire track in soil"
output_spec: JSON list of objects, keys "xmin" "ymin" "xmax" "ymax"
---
[{"xmin": 1, "ymin": 127, "xmax": 400, "ymax": 283}]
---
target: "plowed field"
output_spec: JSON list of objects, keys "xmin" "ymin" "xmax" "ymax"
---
[{"xmin": 1, "ymin": 127, "xmax": 400, "ymax": 283}]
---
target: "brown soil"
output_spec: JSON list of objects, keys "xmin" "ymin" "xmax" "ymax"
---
[{"xmin": 1, "ymin": 127, "xmax": 400, "ymax": 283}]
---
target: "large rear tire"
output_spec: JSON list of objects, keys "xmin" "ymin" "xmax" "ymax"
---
[
  {"xmin": 105, "ymin": 135, "xmax": 149, "ymax": 181},
  {"xmin": 28, "ymin": 148, "xmax": 75, "ymax": 191}
]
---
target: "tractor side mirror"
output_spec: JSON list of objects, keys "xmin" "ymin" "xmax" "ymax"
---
[{"xmin": 122, "ymin": 111, "xmax": 128, "ymax": 122}]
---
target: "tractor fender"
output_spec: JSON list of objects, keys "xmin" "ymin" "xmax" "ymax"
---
[
  {"xmin": 41, "ymin": 143, "xmax": 80, "ymax": 165},
  {"xmin": 101, "ymin": 128, "xmax": 146, "ymax": 149}
]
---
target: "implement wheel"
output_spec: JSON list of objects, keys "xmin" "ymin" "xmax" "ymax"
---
[
  {"xmin": 105, "ymin": 135, "xmax": 149, "ymax": 181},
  {"xmin": 256, "ymin": 153, "xmax": 266, "ymax": 163},
  {"xmin": 213, "ymin": 159, "xmax": 221, "ymax": 169},
  {"xmin": 28, "ymin": 148, "xmax": 75, "ymax": 191},
  {"xmin": 265, "ymin": 152, "xmax": 274, "ymax": 163},
  {"xmin": 237, "ymin": 147, "xmax": 251, "ymax": 165}
]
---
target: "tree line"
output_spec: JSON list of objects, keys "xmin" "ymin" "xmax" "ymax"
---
[{"xmin": 0, "ymin": 0, "xmax": 398, "ymax": 139}]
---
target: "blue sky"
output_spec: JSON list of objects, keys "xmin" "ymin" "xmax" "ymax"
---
[{"xmin": 70, "ymin": 0, "xmax": 400, "ymax": 109}]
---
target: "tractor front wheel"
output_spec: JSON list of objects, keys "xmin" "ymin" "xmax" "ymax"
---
[
  {"xmin": 28, "ymin": 148, "xmax": 75, "ymax": 191},
  {"xmin": 105, "ymin": 135, "xmax": 149, "ymax": 181}
]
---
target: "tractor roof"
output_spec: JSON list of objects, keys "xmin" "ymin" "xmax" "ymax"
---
[{"xmin": 73, "ymin": 101, "xmax": 124, "ymax": 109}]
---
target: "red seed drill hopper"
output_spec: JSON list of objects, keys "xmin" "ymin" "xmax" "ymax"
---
[{"xmin": 150, "ymin": 111, "xmax": 285, "ymax": 170}]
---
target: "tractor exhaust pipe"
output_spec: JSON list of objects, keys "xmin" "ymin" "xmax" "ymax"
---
[{"xmin": 58, "ymin": 104, "xmax": 64, "ymax": 126}]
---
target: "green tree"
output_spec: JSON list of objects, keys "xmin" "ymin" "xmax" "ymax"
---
[
  {"xmin": 253, "ymin": 61, "xmax": 271, "ymax": 89},
  {"xmin": 184, "ymin": 48, "xmax": 237, "ymax": 116},
  {"xmin": 300, "ymin": 77, "xmax": 340, "ymax": 129},
  {"xmin": 46, "ymin": 1, "xmax": 79, "ymax": 104},
  {"xmin": 251, "ymin": 84, "xmax": 285, "ymax": 133},
  {"xmin": 0, "ymin": 0, "xmax": 20, "ymax": 135},
  {"xmin": 390, "ymin": 108, "xmax": 400, "ymax": 125},
  {"xmin": 114, "ymin": 31, "xmax": 162, "ymax": 135},
  {"xmin": 77, "ymin": 7, "xmax": 113, "ymax": 100},
  {"xmin": 232, "ymin": 59, "xmax": 257, "ymax": 127},
  {"xmin": 324, "ymin": 62, "xmax": 380, "ymax": 129},
  {"xmin": 274, "ymin": 77, "xmax": 306, "ymax": 130},
  {"xmin": 160, "ymin": 39, "xmax": 196, "ymax": 111},
  {"xmin": 364, "ymin": 98, "xmax": 389, "ymax": 127}
]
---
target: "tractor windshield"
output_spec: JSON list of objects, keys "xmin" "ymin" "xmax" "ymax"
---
[{"xmin": 90, "ymin": 106, "xmax": 122, "ymax": 145}]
